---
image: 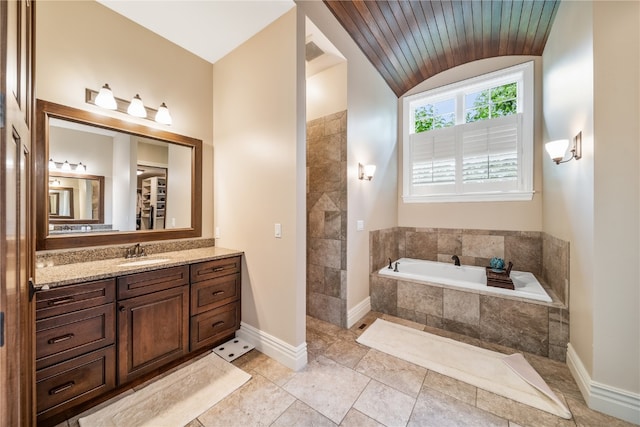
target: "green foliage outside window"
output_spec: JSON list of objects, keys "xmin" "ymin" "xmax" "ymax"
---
[
  {"xmin": 465, "ymin": 82, "xmax": 517, "ymax": 123},
  {"xmin": 414, "ymin": 104, "xmax": 454, "ymax": 133}
]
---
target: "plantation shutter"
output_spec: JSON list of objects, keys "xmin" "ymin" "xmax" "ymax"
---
[
  {"xmin": 461, "ymin": 114, "xmax": 520, "ymax": 183},
  {"xmin": 410, "ymin": 127, "xmax": 456, "ymax": 189}
]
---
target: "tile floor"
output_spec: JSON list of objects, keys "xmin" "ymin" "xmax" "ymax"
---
[{"xmin": 61, "ymin": 312, "xmax": 636, "ymax": 427}]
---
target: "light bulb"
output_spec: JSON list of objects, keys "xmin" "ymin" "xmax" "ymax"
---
[
  {"xmin": 95, "ymin": 83, "xmax": 117, "ymax": 110},
  {"xmin": 155, "ymin": 102, "xmax": 172, "ymax": 125},
  {"xmin": 127, "ymin": 94, "xmax": 147, "ymax": 118}
]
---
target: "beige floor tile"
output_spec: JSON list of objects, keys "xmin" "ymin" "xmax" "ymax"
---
[
  {"xmin": 283, "ymin": 355, "xmax": 370, "ymax": 424},
  {"xmin": 423, "ymin": 370, "xmax": 477, "ymax": 406},
  {"xmin": 409, "ymin": 387, "xmax": 508, "ymax": 427},
  {"xmin": 353, "ymin": 379, "xmax": 416, "ymax": 427},
  {"xmin": 323, "ymin": 339, "xmax": 369, "ymax": 369},
  {"xmin": 198, "ymin": 374, "xmax": 295, "ymax": 427},
  {"xmin": 355, "ymin": 349, "xmax": 427, "ymax": 398},
  {"xmin": 523, "ymin": 352, "xmax": 584, "ymax": 403},
  {"xmin": 184, "ymin": 419, "xmax": 205, "ymax": 427},
  {"xmin": 565, "ymin": 396, "xmax": 638, "ymax": 427},
  {"xmin": 339, "ymin": 409, "xmax": 386, "ymax": 427},
  {"xmin": 271, "ymin": 400, "xmax": 337, "ymax": 427},
  {"xmin": 245, "ymin": 352, "xmax": 296, "ymax": 387}
]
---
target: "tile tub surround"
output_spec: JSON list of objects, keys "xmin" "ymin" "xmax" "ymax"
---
[
  {"xmin": 35, "ymin": 237, "xmax": 217, "ymax": 267},
  {"xmin": 307, "ymin": 111, "xmax": 348, "ymax": 327},
  {"xmin": 369, "ymin": 227, "xmax": 570, "ymax": 362}
]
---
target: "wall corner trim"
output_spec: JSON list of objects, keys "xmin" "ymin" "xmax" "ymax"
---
[
  {"xmin": 347, "ymin": 297, "xmax": 371, "ymax": 329},
  {"xmin": 567, "ymin": 343, "xmax": 640, "ymax": 424},
  {"xmin": 237, "ymin": 322, "xmax": 308, "ymax": 371}
]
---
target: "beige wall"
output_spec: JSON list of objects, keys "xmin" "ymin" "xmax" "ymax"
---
[
  {"xmin": 297, "ymin": 1, "xmax": 398, "ymax": 324},
  {"xmin": 306, "ymin": 62, "xmax": 347, "ymax": 121},
  {"xmin": 36, "ymin": 1, "xmax": 214, "ymax": 237},
  {"xmin": 544, "ymin": 0, "xmax": 640, "ymax": 420},
  {"xmin": 542, "ymin": 0, "xmax": 595, "ymax": 380},
  {"xmin": 213, "ymin": 9, "xmax": 306, "ymax": 356},
  {"xmin": 397, "ymin": 56, "xmax": 544, "ymax": 232}
]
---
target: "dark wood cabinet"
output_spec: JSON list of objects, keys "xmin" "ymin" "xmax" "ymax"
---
[
  {"xmin": 35, "ymin": 255, "xmax": 241, "ymax": 426},
  {"xmin": 117, "ymin": 283, "xmax": 190, "ymax": 384},
  {"xmin": 35, "ymin": 279, "xmax": 116, "ymax": 423},
  {"xmin": 189, "ymin": 257, "xmax": 241, "ymax": 351}
]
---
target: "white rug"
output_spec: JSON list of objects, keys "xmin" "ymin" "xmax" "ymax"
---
[
  {"xmin": 79, "ymin": 352, "xmax": 251, "ymax": 427},
  {"xmin": 357, "ymin": 319, "xmax": 572, "ymax": 419}
]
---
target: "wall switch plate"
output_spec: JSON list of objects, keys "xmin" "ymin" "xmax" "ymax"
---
[
  {"xmin": 214, "ymin": 226, "xmax": 220, "ymax": 238},
  {"xmin": 275, "ymin": 223, "xmax": 282, "ymax": 238},
  {"xmin": 356, "ymin": 220, "xmax": 364, "ymax": 231}
]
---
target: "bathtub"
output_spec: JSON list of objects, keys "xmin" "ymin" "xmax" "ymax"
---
[{"xmin": 379, "ymin": 258, "xmax": 552, "ymax": 303}]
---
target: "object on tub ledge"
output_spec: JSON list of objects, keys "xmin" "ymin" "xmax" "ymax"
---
[{"xmin": 486, "ymin": 261, "xmax": 515, "ymax": 290}]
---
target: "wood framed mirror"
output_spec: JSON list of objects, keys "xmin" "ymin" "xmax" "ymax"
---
[{"xmin": 36, "ymin": 99, "xmax": 202, "ymax": 250}]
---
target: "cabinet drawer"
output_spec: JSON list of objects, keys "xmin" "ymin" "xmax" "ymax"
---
[
  {"xmin": 191, "ymin": 273, "xmax": 240, "ymax": 315},
  {"xmin": 36, "ymin": 279, "xmax": 115, "ymax": 320},
  {"xmin": 36, "ymin": 304, "xmax": 115, "ymax": 370},
  {"xmin": 190, "ymin": 256, "xmax": 241, "ymax": 283},
  {"xmin": 190, "ymin": 302, "xmax": 240, "ymax": 351},
  {"xmin": 36, "ymin": 346, "xmax": 116, "ymax": 418},
  {"xmin": 117, "ymin": 265, "xmax": 189, "ymax": 299}
]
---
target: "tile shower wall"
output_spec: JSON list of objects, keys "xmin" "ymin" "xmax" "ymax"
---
[
  {"xmin": 307, "ymin": 111, "xmax": 347, "ymax": 327},
  {"xmin": 369, "ymin": 227, "xmax": 570, "ymax": 361}
]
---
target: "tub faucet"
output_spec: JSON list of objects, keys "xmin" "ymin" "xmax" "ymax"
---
[
  {"xmin": 394, "ymin": 262, "xmax": 400, "ymax": 272},
  {"xmin": 388, "ymin": 258, "xmax": 393, "ymax": 269},
  {"xmin": 452, "ymin": 255, "xmax": 461, "ymax": 266}
]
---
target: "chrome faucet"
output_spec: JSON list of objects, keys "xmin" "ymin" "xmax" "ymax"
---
[
  {"xmin": 394, "ymin": 262, "xmax": 400, "ymax": 272},
  {"xmin": 451, "ymin": 255, "xmax": 461, "ymax": 266},
  {"xmin": 388, "ymin": 258, "xmax": 393, "ymax": 269}
]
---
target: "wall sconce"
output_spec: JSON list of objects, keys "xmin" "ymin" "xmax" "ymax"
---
[
  {"xmin": 545, "ymin": 132, "xmax": 582, "ymax": 165},
  {"xmin": 49, "ymin": 159, "xmax": 87, "ymax": 173},
  {"xmin": 86, "ymin": 84, "xmax": 172, "ymax": 125},
  {"xmin": 49, "ymin": 179, "xmax": 61, "ymax": 187},
  {"xmin": 358, "ymin": 163, "xmax": 376, "ymax": 181}
]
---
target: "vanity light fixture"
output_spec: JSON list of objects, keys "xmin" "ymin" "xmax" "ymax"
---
[
  {"xmin": 127, "ymin": 94, "xmax": 147, "ymax": 118},
  {"xmin": 358, "ymin": 163, "xmax": 377, "ymax": 181},
  {"xmin": 86, "ymin": 86, "xmax": 173, "ymax": 125},
  {"xmin": 49, "ymin": 159, "xmax": 88, "ymax": 173},
  {"xmin": 155, "ymin": 103, "xmax": 172, "ymax": 125},
  {"xmin": 545, "ymin": 132, "xmax": 582, "ymax": 165},
  {"xmin": 94, "ymin": 83, "xmax": 117, "ymax": 110},
  {"xmin": 49, "ymin": 179, "xmax": 61, "ymax": 187}
]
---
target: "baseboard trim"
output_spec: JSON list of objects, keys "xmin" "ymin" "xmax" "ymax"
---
[
  {"xmin": 237, "ymin": 322, "xmax": 307, "ymax": 371},
  {"xmin": 567, "ymin": 343, "xmax": 640, "ymax": 424},
  {"xmin": 347, "ymin": 297, "xmax": 371, "ymax": 328}
]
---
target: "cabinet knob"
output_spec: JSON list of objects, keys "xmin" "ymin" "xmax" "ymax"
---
[{"xmin": 119, "ymin": 306, "xmax": 126, "ymax": 312}]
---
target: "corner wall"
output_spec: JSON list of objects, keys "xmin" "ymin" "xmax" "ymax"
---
[{"xmin": 213, "ymin": 8, "xmax": 307, "ymax": 369}]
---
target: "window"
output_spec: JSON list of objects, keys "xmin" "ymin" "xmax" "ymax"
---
[{"xmin": 403, "ymin": 61, "xmax": 534, "ymax": 203}]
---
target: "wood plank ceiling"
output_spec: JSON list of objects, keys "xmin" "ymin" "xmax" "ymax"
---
[{"xmin": 323, "ymin": 0, "xmax": 560, "ymax": 97}]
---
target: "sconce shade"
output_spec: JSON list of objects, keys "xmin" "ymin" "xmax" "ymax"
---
[
  {"xmin": 545, "ymin": 139, "xmax": 569, "ymax": 164},
  {"xmin": 61, "ymin": 160, "xmax": 71, "ymax": 171},
  {"xmin": 358, "ymin": 163, "xmax": 376, "ymax": 180},
  {"xmin": 127, "ymin": 94, "xmax": 147, "ymax": 118},
  {"xmin": 95, "ymin": 83, "xmax": 117, "ymax": 110},
  {"xmin": 76, "ymin": 162, "xmax": 86, "ymax": 172},
  {"xmin": 48, "ymin": 158, "xmax": 56, "ymax": 170},
  {"xmin": 155, "ymin": 102, "xmax": 172, "ymax": 125}
]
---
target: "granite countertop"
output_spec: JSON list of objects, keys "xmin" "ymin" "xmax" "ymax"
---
[{"xmin": 35, "ymin": 246, "xmax": 243, "ymax": 289}]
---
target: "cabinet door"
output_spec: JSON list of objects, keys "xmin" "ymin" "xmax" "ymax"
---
[{"xmin": 117, "ymin": 286, "xmax": 189, "ymax": 385}]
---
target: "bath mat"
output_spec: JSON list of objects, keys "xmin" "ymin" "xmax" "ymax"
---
[
  {"xmin": 356, "ymin": 319, "xmax": 572, "ymax": 419},
  {"xmin": 213, "ymin": 337, "xmax": 254, "ymax": 362},
  {"xmin": 78, "ymin": 352, "xmax": 251, "ymax": 427}
]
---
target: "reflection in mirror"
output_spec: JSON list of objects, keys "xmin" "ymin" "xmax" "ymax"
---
[{"xmin": 36, "ymin": 99, "xmax": 203, "ymax": 250}]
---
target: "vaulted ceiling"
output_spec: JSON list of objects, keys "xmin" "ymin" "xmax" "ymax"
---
[{"xmin": 323, "ymin": 0, "xmax": 560, "ymax": 97}]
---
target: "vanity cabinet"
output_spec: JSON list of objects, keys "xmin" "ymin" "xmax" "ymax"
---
[
  {"xmin": 117, "ymin": 265, "xmax": 190, "ymax": 384},
  {"xmin": 35, "ymin": 279, "xmax": 116, "ymax": 423},
  {"xmin": 189, "ymin": 256, "xmax": 241, "ymax": 351}
]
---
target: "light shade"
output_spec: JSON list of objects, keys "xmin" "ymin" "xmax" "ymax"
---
[
  {"xmin": 127, "ymin": 94, "xmax": 147, "ymax": 118},
  {"xmin": 48, "ymin": 158, "xmax": 56, "ymax": 170},
  {"xmin": 95, "ymin": 83, "xmax": 117, "ymax": 110},
  {"xmin": 61, "ymin": 160, "xmax": 71, "ymax": 171},
  {"xmin": 545, "ymin": 139, "xmax": 569, "ymax": 164},
  {"xmin": 155, "ymin": 102, "xmax": 172, "ymax": 125},
  {"xmin": 76, "ymin": 162, "xmax": 86, "ymax": 173},
  {"xmin": 358, "ymin": 163, "xmax": 376, "ymax": 180}
]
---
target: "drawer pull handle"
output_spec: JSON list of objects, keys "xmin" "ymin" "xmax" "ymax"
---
[
  {"xmin": 48, "ymin": 333, "xmax": 74, "ymax": 344},
  {"xmin": 48, "ymin": 297, "xmax": 74, "ymax": 306},
  {"xmin": 212, "ymin": 291, "xmax": 225, "ymax": 296},
  {"xmin": 212, "ymin": 321, "xmax": 225, "ymax": 328},
  {"xmin": 49, "ymin": 381, "xmax": 75, "ymax": 395},
  {"xmin": 212, "ymin": 267, "xmax": 225, "ymax": 272}
]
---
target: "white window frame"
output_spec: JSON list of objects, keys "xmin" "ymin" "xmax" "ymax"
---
[{"xmin": 402, "ymin": 61, "xmax": 534, "ymax": 203}]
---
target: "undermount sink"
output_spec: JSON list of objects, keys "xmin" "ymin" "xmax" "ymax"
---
[{"xmin": 117, "ymin": 258, "xmax": 170, "ymax": 267}]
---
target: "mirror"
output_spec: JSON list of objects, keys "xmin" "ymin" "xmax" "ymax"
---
[{"xmin": 36, "ymin": 99, "xmax": 203, "ymax": 250}]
